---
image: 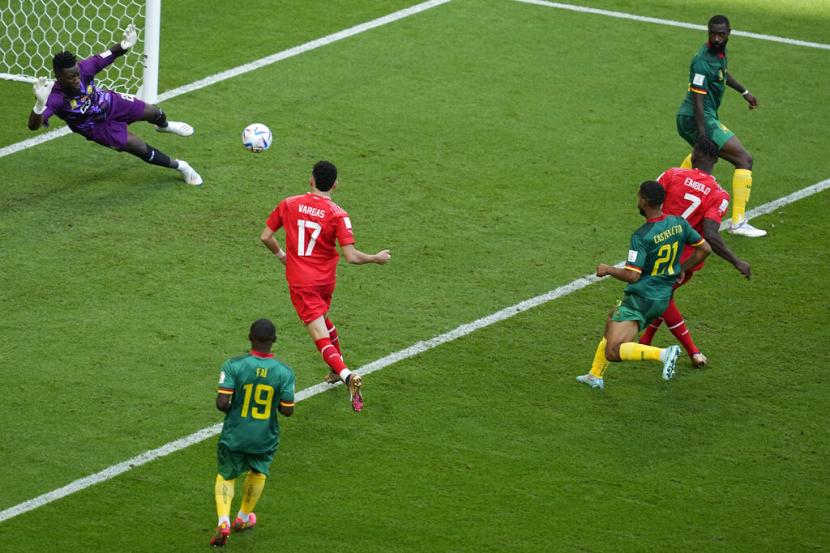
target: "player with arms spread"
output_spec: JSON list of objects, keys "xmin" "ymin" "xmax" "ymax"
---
[
  {"xmin": 27, "ymin": 24, "xmax": 203, "ymax": 186},
  {"xmin": 260, "ymin": 160, "xmax": 391, "ymax": 412},
  {"xmin": 576, "ymin": 181, "xmax": 711, "ymax": 390},
  {"xmin": 211, "ymin": 319, "xmax": 295, "ymax": 547},
  {"xmin": 676, "ymin": 14, "xmax": 764, "ymax": 237},
  {"xmin": 639, "ymin": 137, "xmax": 751, "ymax": 366}
]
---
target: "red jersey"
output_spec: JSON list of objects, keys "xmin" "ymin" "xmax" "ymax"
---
[
  {"xmin": 657, "ymin": 167, "xmax": 729, "ymax": 268},
  {"xmin": 266, "ymin": 192, "xmax": 355, "ymax": 286}
]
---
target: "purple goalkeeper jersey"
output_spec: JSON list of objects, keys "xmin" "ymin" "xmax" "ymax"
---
[{"xmin": 42, "ymin": 51, "xmax": 121, "ymax": 132}]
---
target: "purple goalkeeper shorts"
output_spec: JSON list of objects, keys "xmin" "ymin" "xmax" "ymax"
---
[{"xmin": 80, "ymin": 92, "xmax": 147, "ymax": 151}]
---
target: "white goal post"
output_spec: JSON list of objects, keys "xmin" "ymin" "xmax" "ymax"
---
[{"xmin": 0, "ymin": 0, "xmax": 161, "ymax": 103}]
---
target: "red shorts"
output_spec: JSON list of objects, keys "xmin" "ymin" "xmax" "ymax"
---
[{"xmin": 289, "ymin": 284, "xmax": 335, "ymax": 324}]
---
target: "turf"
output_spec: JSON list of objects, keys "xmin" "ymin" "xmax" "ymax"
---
[{"xmin": 0, "ymin": 0, "xmax": 828, "ymax": 551}]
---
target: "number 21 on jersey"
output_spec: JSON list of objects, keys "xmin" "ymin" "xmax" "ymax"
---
[
  {"xmin": 651, "ymin": 241, "xmax": 679, "ymax": 276},
  {"xmin": 297, "ymin": 220, "xmax": 321, "ymax": 256}
]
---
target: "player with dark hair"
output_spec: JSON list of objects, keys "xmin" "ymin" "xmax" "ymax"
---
[
  {"xmin": 576, "ymin": 181, "xmax": 712, "ymax": 390},
  {"xmin": 260, "ymin": 160, "xmax": 391, "ymax": 412},
  {"xmin": 676, "ymin": 14, "xmax": 764, "ymax": 237},
  {"xmin": 211, "ymin": 319, "xmax": 295, "ymax": 547},
  {"xmin": 27, "ymin": 24, "xmax": 202, "ymax": 185},
  {"xmin": 639, "ymin": 137, "xmax": 752, "ymax": 366}
]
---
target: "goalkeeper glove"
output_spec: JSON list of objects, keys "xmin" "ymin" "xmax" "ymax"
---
[
  {"xmin": 120, "ymin": 23, "xmax": 138, "ymax": 50},
  {"xmin": 32, "ymin": 77, "xmax": 54, "ymax": 115}
]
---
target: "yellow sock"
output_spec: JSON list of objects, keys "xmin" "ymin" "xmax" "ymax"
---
[
  {"xmin": 589, "ymin": 338, "xmax": 608, "ymax": 378},
  {"xmin": 215, "ymin": 474, "xmax": 235, "ymax": 522},
  {"xmin": 680, "ymin": 153, "xmax": 693, "ymax": 169},
  {"xmin": 731, "ymin": 169, "xmax": 753, "ymax": 224},
  {"xmin": 619, "ymin": 342, "xmax": 662, "ymax": 362},
  {"xmin": 240, "ymin": 471, "xmax": 267, "ymax": 515}
]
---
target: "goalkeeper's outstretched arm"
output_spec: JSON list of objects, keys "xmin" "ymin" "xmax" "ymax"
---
[{"xmin": 28, "ymin": 77, "xmax": 53, "ymax": 131}]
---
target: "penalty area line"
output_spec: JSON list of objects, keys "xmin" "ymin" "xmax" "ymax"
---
[
  {"xmin": 0, "ymin": 0, "xmax": 453, "ymax": 160},
  {"xmin": 0, "ymin": 176, "xmax": 828, "ymax": 525}
]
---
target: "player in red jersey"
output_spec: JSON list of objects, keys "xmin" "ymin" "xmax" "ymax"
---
[
  {"xmin": 639, "ymin": 137, "xmax": 751, "ymax": 365},
  {"xmin": 260, "ymin": 160, "xmax": 391, "ymax": 412}
]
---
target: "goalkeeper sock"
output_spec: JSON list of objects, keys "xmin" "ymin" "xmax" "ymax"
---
[
  {"xmin": 619, "ymin": 342, "xmax": 662, "ymax": 362},
  {"xmin": 148, "ymin": 108, "xmax": 168, "ymax": 127},
  {"xmin": 662, "ymin": 299, "xmax": 699, "ymax": 357},
  {"xmin": 589, "ymin": 338, "xmax": 608, "ymax": 378},
  {"xmin": 239, "ymin": 471, "xmax": 267, "ymax": 516},
  {"xmin": 680, "ymin": 153, "xmax": 693, "ymax": 169},
  {"xmin": 215, "ymin": 474, "xmax": 235, "ymax": 525},
  {"xmin": 731, "ymin": 169, "xmax": 753, "ymax": 224},
  {"xmin": 639, "ymin": 317, "xmax": 663, "ymax": 346},
  {"xmin": 141, "ymin": 143, "xmax": 176, "ymax": 168}
]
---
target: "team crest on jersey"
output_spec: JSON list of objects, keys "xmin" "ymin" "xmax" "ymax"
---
[
  {"xmin": 70, "ymin": 99, "xmax": 77, "ymax": 109},
  {"xmin": 87, "ymin": 84, "xmax": 93, "ymax": 94}
]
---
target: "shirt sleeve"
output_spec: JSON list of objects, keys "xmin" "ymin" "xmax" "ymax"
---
[
  {"xmin": 265, "ymin": 202, "xmax": 283, "ymax": 231},
  {"xmin": 656, "ymin": 169, "xmax": 672, "ymax": 189},
  {"xmin": 703, "ymin": 190, "xmax": 730, "ymax": 224},
  {"xmin": 217, "ymin": 360, "xmax": 235, "ymax": 395},
  {"xmin": 78, "ymin": 51, "xmax": 118, "ymax": 77},
  {"xmin": 625, "ymin": 233, "xmax": 646, "ymax": 274},
  {"xmin": 41, "ymin": 92, "xmax": 63, "ymax": 125},
  {"xmin": 335, "ymin": 214, "xmax": 355, "ymax": 247},
  {"xmin": 689, "ymin": 56, "xmax": 708, "ymax": 95},
  {"xmin": 278, "ymin": 369, "xmax": 296, "ymax": 408}
]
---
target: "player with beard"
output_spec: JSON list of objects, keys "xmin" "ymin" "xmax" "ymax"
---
[{"xmin": 676, "ymin": 14, "xmax": 763, "ymax": 237}]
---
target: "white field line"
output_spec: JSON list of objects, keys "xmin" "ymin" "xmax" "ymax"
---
[
  {"xmin": 1, "ymin": 178, "xmax": 828, "ymax": 524},
  {"xmin": 513, "ymin": 0, "xmax": 830, "ymax": 51},
  {"xmin": 0, "ymin": 0, "xmax": 453, "ymax": 160}
]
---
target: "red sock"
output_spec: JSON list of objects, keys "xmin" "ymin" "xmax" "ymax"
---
[
  {"xmin": 640, "ymin": 318, "xmax": 663, "ymax": 345},
  {"xmin": 315, "ymin": 337, "xmax": 347, "ymax": 375},
  {"xmin": 325, "ymin": 317, "xmax": 341, "ymax": 356},
  {"xmin": 662, "ymin": 299, "xmax": 699, "ymax": 356}
]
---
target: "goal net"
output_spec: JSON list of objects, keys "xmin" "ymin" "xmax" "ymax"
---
[{"xmin": 0, "ymin": 0, "xmax": 160, "ymax": 102}]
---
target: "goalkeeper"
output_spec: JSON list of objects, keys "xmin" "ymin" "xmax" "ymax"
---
[{"xmin": 27, "ymin": 24, "xmax": 203, "ymax": 186}]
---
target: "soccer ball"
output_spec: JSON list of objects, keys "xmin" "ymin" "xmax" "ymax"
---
[{"xmin": 242, "ymin": 123, "xmax": 272, "ymax": 153}]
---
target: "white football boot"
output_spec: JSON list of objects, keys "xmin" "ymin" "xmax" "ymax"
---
[
  {"xmin": 176, "ymin": 160, "xmax": 203, "ymax": 186},
  {"xmin": 728, "ymin": 220, "xmax": 767, "ymax": 237},
  {"xmin": 576, "ymin": 373, "xmax": 605, "ymax": 390},
  {"xmin": 661, "ymin": 345, "xmax": 681, "ymax": 380},
  {"xmin": 156, "ymin": 121, "xmax": 194, "ymax": 137}
]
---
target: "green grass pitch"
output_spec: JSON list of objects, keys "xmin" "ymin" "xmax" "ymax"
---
[{"xmin": 0, "ymin": 1, "xmax": 828, "ymax": 551}]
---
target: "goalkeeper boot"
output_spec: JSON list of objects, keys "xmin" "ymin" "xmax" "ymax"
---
[
  {"xmin": 661, "ymin": 345, "xmax": 681, "ymax": 381},
  {"xmin": 233, "ymin": 513, "xmax": 257, "ymax": 533},
  {"xmin": 347, "ymin": 374, "xmax": 363, "ymax": 413},
  {"xmin": 728, "ymin": 220, "xmax": 767, "ymax": 237},
  {"xmin": 576, "ymin": 373, "xmax": 604, "ymax": 390},
  {"xmin": 210, "ymin": 522, "xmax": 230, "ymax": 547},
  {"xmin": 323, "ymin": 370, "xmax": 340, "ymax": 385},
  {"xmin": 176, "ymin": 160, "xmax": 203, "ymax": 186},
  {"xmin": 691, "ymin": 352, "xmax": 708, "ymax": 367},
  {"xmin": 156, "ymin": 120, "xmax": 194, "ymax": 137}
]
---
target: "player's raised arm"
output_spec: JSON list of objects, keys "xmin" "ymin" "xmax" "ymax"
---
[
  {"xmin": 27, "ymin": 77, "xmax": 53, "ymax": 130},
  {"xmin": 340, "ymin": 244, "xmax": 391, "ymax": 265}
]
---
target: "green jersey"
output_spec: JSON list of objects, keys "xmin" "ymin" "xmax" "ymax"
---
[
  {"xmin": 217, "ymin": 351, "xmax": 295, "ymax": 454},
  {"xmin": 623, "ymin": 214, "xmax": 704, "ymax": 304},
  {"xmin": 677, "ymin": 44, "xmax": 728, "ymax": 118}
]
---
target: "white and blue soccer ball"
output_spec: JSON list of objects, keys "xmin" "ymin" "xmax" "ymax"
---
[{"xmin": 242, "ymin": 123, "xmax": 272, "ymax": 153}]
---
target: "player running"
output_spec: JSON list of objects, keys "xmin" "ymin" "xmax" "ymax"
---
[
  {"xmin": 211, "ymin": 319, "xmax": 295, "ymax": 547},
  {"xmin": 260, "ymin": 160, "xmax": 391, "ymax": 412},
  {"xmin": 639, "ymin": 137, "xmax": 752, "ymax": 366},
  {"xmin": 676, "ymin": 14, "xmax": 763, "ymax": 237},
  {"xmin": 27, "ymin": 24, "xmax": 203, "ymax": 186},
  {"xmin": 576, "ymin": 181, "xmax": 711, "ymax": 390}
]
